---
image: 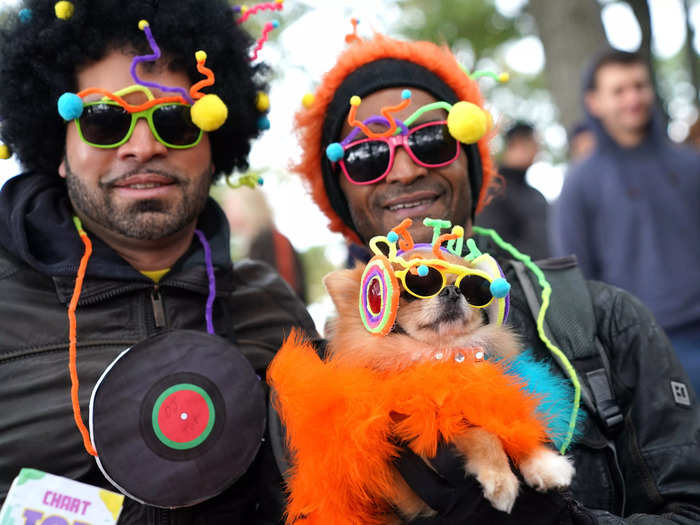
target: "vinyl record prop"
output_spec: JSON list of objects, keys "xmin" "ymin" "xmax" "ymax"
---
[{"xmin": 89, "ymin": 330, "xmax": 265, "ymax": 508}]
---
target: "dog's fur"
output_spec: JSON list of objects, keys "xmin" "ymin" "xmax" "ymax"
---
[{"xmin": 324, "ymin": 250, "xmax": 574, "ymax": 518}]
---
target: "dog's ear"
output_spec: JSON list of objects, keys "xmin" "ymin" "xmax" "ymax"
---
[{"xmin": 323, "ymin": 266, "xmax": 364, "ymax": 315}]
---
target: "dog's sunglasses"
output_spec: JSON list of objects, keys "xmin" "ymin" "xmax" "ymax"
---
[
  {"xmin": 75, "ymin": 100, "xmax": 203, "ymax": 149},
  {"xmin": 395, "ymin": 260, "xmax": 495, "ymax": 307},
  {"xmin": 337, "ymin": 120, "xmax": 461, "ymax": 185}
]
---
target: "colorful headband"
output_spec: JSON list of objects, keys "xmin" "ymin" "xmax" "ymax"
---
[
  {"xmin": 57, "ymin": 20, "xmax": 228, "ymax": 133},
  {"xmin": 324, "ymin": 89, "xmax": 492, "ymax": 164},
  {"xmin": 234, "ymin": 1, "xmax": 283, "ymax": 132},
  {"xmin": 359, "ymin": 217, "xmax": 510, "ymax": 336}
]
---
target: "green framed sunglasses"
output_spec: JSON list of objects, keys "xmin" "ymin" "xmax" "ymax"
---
[{"xmin": 75, "ymin": 100, "xmax": 203, "ymax": 149}]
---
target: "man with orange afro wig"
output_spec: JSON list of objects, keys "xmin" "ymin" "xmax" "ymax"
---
[{"xmin": 286, "ymin": 27, "xmax": 700, "ymax": 524}]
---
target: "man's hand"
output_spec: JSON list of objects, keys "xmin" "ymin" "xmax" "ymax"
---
[{"xmin": 394, "ymin": 443, "xmax": 595, "ymax": 525}]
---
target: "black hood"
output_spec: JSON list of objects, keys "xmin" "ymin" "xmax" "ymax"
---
[{"xmin": 0, "ymin": 172, "xmax": 232, "ymax": 280}]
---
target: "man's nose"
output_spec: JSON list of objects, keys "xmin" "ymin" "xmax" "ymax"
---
[
  {"xmin": 117, "ymin": 118, "xmax": 167, "ymax": 161},
  {"xmin": 384, "ymin": 146, "xmax": 427, "ymax": 184}
]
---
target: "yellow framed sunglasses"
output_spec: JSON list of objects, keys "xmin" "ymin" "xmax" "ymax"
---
[{"xmin": 394, "ymin": 260, "xmax": 496, "ymax": 307}]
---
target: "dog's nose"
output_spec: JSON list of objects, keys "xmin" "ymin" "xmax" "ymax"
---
[{"xmin": 439, "ymin": 285, "xmax": 461, "ymax": 302}]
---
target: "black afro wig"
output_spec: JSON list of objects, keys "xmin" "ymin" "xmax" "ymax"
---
[{"xmin": 0, "ymin": 0, "xmax": 269, "ymax": 179}]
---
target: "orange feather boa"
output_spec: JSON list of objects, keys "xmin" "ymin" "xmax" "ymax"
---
[{"xmin": 268, "ymin": 333, "xmax": 549, "ymax": 524}]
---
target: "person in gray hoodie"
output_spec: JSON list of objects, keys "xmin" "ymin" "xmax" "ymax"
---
[{"xmin": 552, "ymin": 49, "xmax": 700, "ymax": 394}]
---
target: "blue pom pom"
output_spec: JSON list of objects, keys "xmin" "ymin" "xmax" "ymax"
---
[
  {"xmin": 417, "ymin": 265, "xmax": 429, "ymax": 277},
  {"xmin": 490, "ymin": 277, "xmax": 510, "ymax": 298},
  {"xmin": 257, "ymin": 115, "xmax": 270, "ymax": 130},
  {"xmin": 57, "ymin": 93, "xmax": 83, "ymax": 121},
  {"xmin": 257, "ymin": 177, "xmax": 264, "ymax": 186},
  {"xmin": 326, "ymin": 142, "xmax": 344, "ymax": 162},
  {"xmin": 272, "ymin": 20, "xmax": 280, "ymax": 28},
  {"xmin": 19, "ymin": 8, "xmax": 32, "ymax": 23},
  {"xmin": 387, "ymin": 231, "xmax": 399, "ymax": 243},
  {"xmin": 401, "ymin": 89, "xmax": 411, "ymax": 100}
]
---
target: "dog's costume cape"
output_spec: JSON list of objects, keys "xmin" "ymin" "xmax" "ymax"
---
[{"xmin": 268, "ymin": 333, "xmax": 576, "ymax": 525}]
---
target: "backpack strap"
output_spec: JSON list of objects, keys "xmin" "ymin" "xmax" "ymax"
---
[{"xmin": 510, "ymin": 257, "xmax": 623, "ymax": 436}]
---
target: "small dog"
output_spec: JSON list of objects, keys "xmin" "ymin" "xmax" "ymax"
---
[{"xmin": 323, "ymin": 247, "xmax": 575, "ymax": 518}]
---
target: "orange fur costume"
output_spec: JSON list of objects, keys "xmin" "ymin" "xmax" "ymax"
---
[{"xmin": 268, "ymin": 332, "xmax": 551, "ymax": 525}]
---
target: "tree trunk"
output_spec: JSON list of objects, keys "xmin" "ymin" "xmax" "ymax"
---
[
  {"xmin": 528, "ymin": 0, "xmax": 608, "ymax": 131},
  {"xmin": 682, "ymin": 0, "xmax": 700, "ymax": 108}
]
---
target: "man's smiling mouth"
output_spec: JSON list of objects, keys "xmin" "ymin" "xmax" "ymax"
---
[{"xmin": 387, "ymin": 197, "xmax": 437, "ymax": 211}]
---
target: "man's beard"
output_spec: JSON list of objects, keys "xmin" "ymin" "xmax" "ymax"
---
[{"xmin": 64, "ymin": 158, "xmax": 212, "ymax": 240}]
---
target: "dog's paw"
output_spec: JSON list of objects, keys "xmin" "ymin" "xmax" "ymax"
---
[
  {"xmin": 476, "ymin": 467, "xmax": 520, "ymax": 513},
  {"xmin": 520, "ymin": 448, "xmax": 575, "ymax": 491}
]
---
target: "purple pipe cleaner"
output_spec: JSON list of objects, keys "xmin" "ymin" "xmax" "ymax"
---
[
  {"xmin": 194, "ymin": 229, "xmax": 216, "ymax": 335},
  {"xmin": 340, "ymin": 116, "xmax": 408, "ymax": 145},
  {"xmin": 131, "ymin": 24, "xmax": 194, "ymax": 104}
]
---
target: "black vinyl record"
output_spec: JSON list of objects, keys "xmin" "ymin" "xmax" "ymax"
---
[{"xmin": 89, "ymin": 329, "xmax": 265, "ymax": 508}]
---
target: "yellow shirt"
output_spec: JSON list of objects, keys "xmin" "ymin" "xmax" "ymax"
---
[{"xmin": 140, "ymin": 268, "xmax": 170, "ymax": 283}]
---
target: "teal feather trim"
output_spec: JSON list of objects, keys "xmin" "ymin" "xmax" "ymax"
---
[{"xmin": 495, "ymin": 349, "xmax": 585, "ymax": 450}]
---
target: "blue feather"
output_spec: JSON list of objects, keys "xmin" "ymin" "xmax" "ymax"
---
[{"xmin": 493, "ymin": 349, "xmax": 585, "ymax": 450}]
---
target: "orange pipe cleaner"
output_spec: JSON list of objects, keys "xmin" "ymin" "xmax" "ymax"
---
[{"xmin": 68, "ymin": 223, "xmax": 97, "ymax": 456}]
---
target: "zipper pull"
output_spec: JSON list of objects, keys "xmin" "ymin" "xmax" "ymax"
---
[{"xmin": 151, "ymin": 286, "xmax": 166, "ymax": 328}]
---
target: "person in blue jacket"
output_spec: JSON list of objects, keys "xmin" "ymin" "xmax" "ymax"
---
[{"xmin": 552, "ymin": 49, "xmax": 700, "ymax": 394}]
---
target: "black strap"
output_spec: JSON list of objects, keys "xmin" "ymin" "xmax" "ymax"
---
[{"xmin": 509, "ymin": 258, "xmax": 623, "ymax": 436}]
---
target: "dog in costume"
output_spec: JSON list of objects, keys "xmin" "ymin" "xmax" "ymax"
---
[{"xmin": 268, "ymin": 218, "xmax": 578, "ymax": 524}]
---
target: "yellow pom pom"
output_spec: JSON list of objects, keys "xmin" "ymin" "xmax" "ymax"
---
[
  {"xmin": 191, "ymin": 94, "xmax": 228, "ymax": 132},
  {"xmin": 195, "ymin": 50, "xmax": 207, "ymax": 63},
  {"xmin": 256, "ymin": 92, "xmax": 270, "ymax": 112},
  {"xmin": 241, "ymin": 5, "xmax": 249, "ymax": 13},
  {"xmin": 54, "ymin": 1, "xmax": 74, "ymax": 20},
  {"xmin": 275, "ymin": 0, "xmax": 284, "ymax": 3},
  {"xmin": 0, "ymin": 144, "xmax": 11, "ymax": 160},
  {"xmin": 301, "ymin": 93, "xmax": 315, "ymax": 108},
  {"xmin": 350, "ymin": 95, "xmax": 361, "ymax": 107},
  {"xmin": 138, "ymin": 19, "xmax": 149, "ymax": 30},
  {"xmin": 446, "ymin": 101, "xmax": 489, "ymax": 144},
  {"xmin": 498, "ymin": 72, "xmax": 510, "ymax": 83}
]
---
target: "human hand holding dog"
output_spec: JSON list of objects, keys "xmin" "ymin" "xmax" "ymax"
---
[{"xmin": 396, "ymin": 443, "xmax": 596, "ymax": 525}]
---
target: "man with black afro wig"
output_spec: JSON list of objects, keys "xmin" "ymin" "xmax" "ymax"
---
[{"xmin": 0, "ymin": 1, "xmax": 318, "ymax": 523}]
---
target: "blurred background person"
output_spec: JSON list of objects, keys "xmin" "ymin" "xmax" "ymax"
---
[
  {"xmin": 685, "ymin": 117, "xmax": 700, "ymax": 150},
  {"xmin": 552, "ymin": 49, "xmax": 700, "ymax": 393},
  {"xmin": 475, "ymin": 121, "xmax": 550, "ymax": 260},
  {"xmin": 568, "ymin": 120, "xmax": 597, "ymax": 162},
  {"xmin": 217, "ymin": 186, "xmax": 308, "ymax": 303}
]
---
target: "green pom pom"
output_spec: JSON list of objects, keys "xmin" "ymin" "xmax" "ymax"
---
[{"xmin": 191, "ymin": 94, "xmax": 228, "ymax": 132}]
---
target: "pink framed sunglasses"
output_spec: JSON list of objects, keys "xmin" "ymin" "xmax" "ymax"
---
[{"xmin": 335, "ymin": 120, "xmax": 461, "ymax": 185}]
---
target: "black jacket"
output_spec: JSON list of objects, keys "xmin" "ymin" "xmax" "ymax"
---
[
  {"xmin": 340, "ymin": 239, "xmax": 700, "ymax": 524},
  {"xmin": 474, "ymin": 165, "xmax": 550, "ymax": 260},
  {"xmin": 0, "ymin": 173, "xmax": 317, "ymax": 524}
]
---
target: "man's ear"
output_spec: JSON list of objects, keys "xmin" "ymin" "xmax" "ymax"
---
[
  {"xmin": 323, "ymin": 267, "xmax": 363, "ymax": 315},
  {"xmin": 58, "ymin": 158, "xmax": 67, "ymax": 179}
]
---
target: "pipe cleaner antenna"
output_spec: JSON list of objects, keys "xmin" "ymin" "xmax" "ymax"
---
[
  {"xmin": 68, "ymin": 217, "xmax": 97, "ymax": 456},
  {"xmin": 388, "ymin": 218, "xmax": 415, "ymax": 252},
  {"xmin": 347, "ymin": 89, "xmax": 412, "ymax": 139},
  {"xmin": 250, "ymin": 20, "xmax": 280, "ymax": 61},
  {"xmin": 133, "ymin": 20, "xmax": 194, "ymax": 104},
  {"xmin": 189, "ymin": 51, "xmax": 229, "ymax": 132},
  {"xmin": 472, "ymin": 226, "xmax": 581, "ymax": 454},
  {"xmin": 226, "ymin": 172, "xmax": 264, "ymax": 189},
  {"xmin": 344, "ymin": 17, "xmax": 361, "ymax": 44},
  {"xmin": 236, "ymin": 0, "xmax": 284, "ymax": 24},
  {"xmin": 469, "ymin": 70, "xmax": 510, "ymax": 83}
]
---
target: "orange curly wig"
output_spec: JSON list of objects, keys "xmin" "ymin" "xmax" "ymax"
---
[{"xmin": 293, "ymin": 33, "xmax": 497, "ymax": 245}]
